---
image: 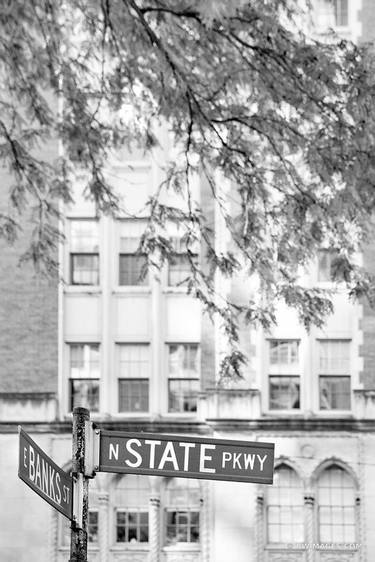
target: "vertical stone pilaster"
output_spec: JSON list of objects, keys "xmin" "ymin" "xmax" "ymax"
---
[
  {"xmin": 201, "ymin": 482, "xmax": 211, "ymax": 562},
  {"xmin": 358, "ymin": 435, "xmax": 366, "ymax": 562},
  {"xmin": 256, "ymin": 491, "xmax": 264, "ymax": 562},
  {"xmin": 98, "ymin": 492, "xmax": 109, "ymax": 562},
  {"xmin": 304, "ymin": 494, "xmax": 315, "ymax": 562},
  {"xmin": 150, "ymin": 496, "xmax": 161, "ymax": 562},
  {"xmin": 49, "ymin": 511, "xmax": 58, "ymax": 562}
]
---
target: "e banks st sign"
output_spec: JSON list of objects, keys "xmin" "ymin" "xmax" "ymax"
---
[
  {"xmin": 18, "ymin": 428, "xmax": 73, "ymax": 520},
  {"xmin": 99, "ymin": 431, "xmax": 274, "ymax": 484}
]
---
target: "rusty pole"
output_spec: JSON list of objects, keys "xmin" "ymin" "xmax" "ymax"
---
[{"xmin": 69, "ymin": 407, "xmax": 90, "ymax": 562}]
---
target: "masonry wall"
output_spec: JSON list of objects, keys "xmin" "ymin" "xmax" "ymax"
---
[{"xmin": 0, "ymin": 167, "xmax": 58, "ymax": 394}]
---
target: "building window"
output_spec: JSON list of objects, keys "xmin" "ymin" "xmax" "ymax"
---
[
  {"xmin": 268, "ymin": 340, "xmax": 300, "ymax": 410},
  {"xmin": 88, "ymin": 510, "xmax": 99, "ymax": 543},
  {"xmin": 317, "ymin": 249, "xmax": 341, "ymax": 282},
  {"xmin": 167, "ymin": 344, "xmax": 200, "ymax": 413},
  {"xmin": 168, "ymin": 236, "xmax": 198, "ymax": 287},
  {"xmin": 70, "ymin": 220, "xmax": 99, "ymax": 285},
  {"xmin": 114, "ymin": 475, "xmax": 149, "ymax": 545},
  {"xmin": 269, "ymin": 376, "xmax": 300, "ymax": 410},
  {"xmin": 69, "ymin": 343, "xmax": 100, "ymax": 412},
  {"xmin": 315, "ymin": 0, "xmax": 348, "ymax": 28},
  {"xmin": 118, "ymin": 220, "xmax": 148, "ymax": 286},
  {"xmin": 318, "ymin": 340, "xmax": 351, "ymax": 410},
  {"xmin": 267, "ymin": 465, "xmax": 304, "ymax": 543},
  {"xmin": 117, "ymin": 344, "xmax": 150, "ymax": 413},
  {"xmin": 334, "ymin": 0, "xmax": 348, "ymax": 26},
  {"xmin": 165, "ymin": 478, "xmax": 201, "ymax": 545},
  {"xmin": 317, "ymin": 465, "xmax": 356, "ymax": 542}
]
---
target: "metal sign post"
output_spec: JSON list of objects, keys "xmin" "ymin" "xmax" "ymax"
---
[{"xmin": 69, "ymin": 407, "xmax": 92, "ymax": 562}]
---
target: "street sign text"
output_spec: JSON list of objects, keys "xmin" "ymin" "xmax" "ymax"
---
[
  {"xmin": 99, "ymin": 431, "xmax": 274, "ymax": 483},
  {"xmin": 18, "ymin": 428, "xmax": 73, "ymax": 520}
]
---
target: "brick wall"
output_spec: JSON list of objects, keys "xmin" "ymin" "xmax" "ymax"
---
[{"xmin": 0, "ymin": 170, "xmax": 58, "ymax": 393}]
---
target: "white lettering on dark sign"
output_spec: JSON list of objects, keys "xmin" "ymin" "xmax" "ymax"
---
[
  {"xmin": 99, "ymin": 431, "xmax": 274, "ymax": 484},
  {"xmin": 18, "ymin": 428, "xmax": 72, "ymax": 520}
]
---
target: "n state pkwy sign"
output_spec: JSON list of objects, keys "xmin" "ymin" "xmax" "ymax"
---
[{"xmin": 98, "ymin": 431, "xmax": 274, "ymax": 484}]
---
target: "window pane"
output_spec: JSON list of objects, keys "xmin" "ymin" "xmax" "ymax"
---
[
  {"xmin": 116, "ymin": 511, "xmax": 148, "ymax": 543},
  {"xmin": 269, "ymin": 376, "xmax": 300, "ymax": 410},
  {"xmin": 70, "ymin": 379, "xmax": 99, "ymax": 412},
  {"xmin": 88, "ymin": 511, "xmax": 99, "ymax": 543},
  {"xmin": 120, "ymin": 237, "xmax": 140, "ymax": 253},
  {"xmin": 168, "ymin": 254, "xmax": 196, "ymax": 286},
  {"xmin": 118, "ymin": 344, "xmax": 149, "ymax": 378},
  {"xmin": 71, "ymin": 254, "xmax": 99, "ymax": 285},
  {"xmin": 168, "ymin": 344, "xmax": 199, "ymax": 377},
  {"xmin": 318, "ymin": 466, "xmax": 356, "ymax": 544},
  {"xmin": 319, "ymin": 340, "xmax": 350, "ymax": 373},
  {"xmin": 119, "ymin": 379, "xmax": 149, "ymax": 412},
  {"xmin": 168, "ymin": 379, "xmax": 199, "ymax": 412},
  {"xmin": 70, "ymin": 344, "xmax": 100, "ymax": 378},
  {"xmin": 71, "ymin": 220, "xmax": 99, "ymax": 252},
  {"xmin": 166, "ymin": 511, "xmax": 199, "ymax": 544},
  {"xmin": 319, "ymin": 376, "xmax": 350, "ymax": 410},
  {"xmin": 335, "ymin": 0, "xmax": 348, "ymax": 26},
  {"xmin": 119, "ymin": 254, "xmax": 148, "ymax": 286},
  {"xmin": 269, "ymin": 340, "xmax": 299, "ymax": 366},
  {"xmin": 267, "ymin": 466, "xmax": 303, "ymax": 544}
]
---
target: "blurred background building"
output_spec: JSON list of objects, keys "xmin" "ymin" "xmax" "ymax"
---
[{"xmin": 1, "ymin": 1, "xmax": 375, "ymax": 561}]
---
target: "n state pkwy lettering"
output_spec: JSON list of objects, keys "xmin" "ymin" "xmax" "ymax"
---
[
  {"xmin": 98, "ymin": 432, "xmax": 275, "ymax": 483},
  {"xmin": 108, "ymin": 439, "xmax": 268, "ymax": 473}
]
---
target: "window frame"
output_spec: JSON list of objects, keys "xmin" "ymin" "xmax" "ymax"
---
[
  {"xmin": 163, "ymin": 478, "xmax": 202, "ymax": 548},
  {"xmin": 166, "ymin": 343, "xmax": 200, "ymax": 414},
  {"xmin": 88, "ymin": 509, "xmax": 99, "ymax": 545},
  {"xmin": 317, "ymin": 339, "xmax": 351, "ymax": 412},
  {"xmin": 117, "ymin": 219, "xmax": 149, "ymax": 288},
  {"xmin": 115, "ymin": 509, "xmax": 149, "ymax": 544},
  {"xmin": 316, "ymin": 464, "xmax": 357, "ymax": 544},
  {"xmin": 266, "ymin": 464, "xmax": 305, "ymax": 545},
  {"xmin": 267, "ymin": 339, "xmax": 301, "ymax": 412},
  {"xmin": 166, "ymin": 235, "xmax": 199, "ymax": 288},
  {"xmin": 314, "ymin": 0, "xmax": 349, "ymax": 30},
  {"xmin": 68, "ymin": 219, "xmax": 100, "ymax": 287},
  {"xmin": 111, "ymin": 474, "xmax": 150, "ymax": 550},
  {"xmin": 116, "ymin": 343, "xmax": 150, "ymax": 414},
  {"xmin": 118, "ymin": 253, "xmax": 149, "ymax": 287},
  {"xmin": 68, "ymin": 342, "xmax": 100, "ymax": 413}
]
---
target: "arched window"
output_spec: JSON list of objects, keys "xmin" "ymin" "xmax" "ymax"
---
[
  {"xmin": 267, "ymin": 465, "xmax": 304, "ymax": 543},
  {"xmin": 165, "ymin": 478, "xmax": 201, "ymax": 545},
  {"xmin": 317, "ymin": 465, "xmax": 356, "ymax": 543},
  {"xmin": 113, "ymin": 474, "xmax": 149, "ymax": 544}
]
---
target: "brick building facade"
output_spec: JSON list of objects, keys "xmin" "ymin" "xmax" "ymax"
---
[{"xmin": 1, "ymin": 1, "xmax": 375, "ymax": 561}]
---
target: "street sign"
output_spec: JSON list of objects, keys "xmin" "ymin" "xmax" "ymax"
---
[
  {"xmin": 18, "ymin": 427, "xmax": 73, "ymax": 520},
  {"xmin": 98, "ymin": 431, "xmax": 274, "ymax": 484}
]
